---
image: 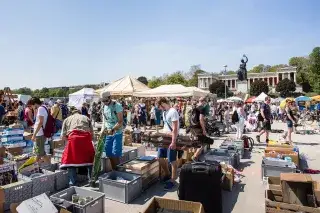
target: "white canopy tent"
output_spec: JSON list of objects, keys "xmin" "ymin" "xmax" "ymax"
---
[
  {"xmin": 100, "ymin": 76, "xmax": 150, "ymax": 96},
  {"xmin": 254, "ymin": 92, "xmax": 268, "ymax": 102},
  {"xmin": 227, "ymin": 96, "xmax": 243, "ymax": 102},
  {"xmin": 133, "ymin": 84, "xmax": 210, "ymax": 98},
  {"xmin": 68, "ymin": 88, "xmax": 99, "ymax": 108},
  {"xmin": 187, "ymin": 87, "xmax": 211, "ymax": 98}
]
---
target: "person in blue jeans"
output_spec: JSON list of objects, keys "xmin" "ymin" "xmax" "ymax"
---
[
  {"xmin": 101, "ymin": 92, "xmax": 123, "ymax": 169},
  {"xmin": 156, "ymin": 98, "xmax": 180, "ymax": 191}
]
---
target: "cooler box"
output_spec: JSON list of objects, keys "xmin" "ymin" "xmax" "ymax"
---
[{"xmin": 204, "ymin": 149, "xmax": 236, "ymax": 167}]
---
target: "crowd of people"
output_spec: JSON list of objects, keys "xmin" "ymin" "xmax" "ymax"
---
[{"xmin": 0, "ymin": 93, "xmax": 316, "ymax": 189}]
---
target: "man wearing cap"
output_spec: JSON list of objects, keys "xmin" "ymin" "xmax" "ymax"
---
[
  {"xmin": 60, "ymin": 107, "xmax": 95, "ymax": 186},
  {"xmin": 51, "ymin": 99, "xmax": 63, "ymax": 131},
  {"xmin": 100, "ymin": 92, "xmax": 124, "ymax": 169}
]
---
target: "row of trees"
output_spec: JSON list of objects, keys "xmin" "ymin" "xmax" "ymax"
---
[{"xmin": 12, "ymin": 84, "xmax": 101, "ymax": 98}]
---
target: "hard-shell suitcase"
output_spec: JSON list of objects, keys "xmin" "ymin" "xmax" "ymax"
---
[{"xmin": 179, "ymin": 162, "xmax": 223, "ymax": 213}]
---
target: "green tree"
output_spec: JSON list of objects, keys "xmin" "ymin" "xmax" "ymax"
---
[
  {"xmin": 308, "ymin": 47, "xmax": 320, "ymax": 92},
  {"xmin": 269, "ymin": 64, "xmax": 288, "ymax": 73},
  {"xmin": 188, "ymin": 69, "xmax": 206, "ymax": 87},
  {"xmin": 276, "ymin": 78, "xmax": 296, "ymax": 97},
  {"xmin": 250, "ymin": 80, "xmax": 269, "ymax": 96},
  {"xmin": 289, "ymin": 56, "xmax": 309, "ymax": 84},
  {"xmin": 226, "ymin": 70, "xmax": 236, "ymax": 75},
  {"xmin": 137, "ymin": 76, "xmax": 149, "ymax": 85},
  {"xmin": 249, "ymin": 64, "xmax": 265, "ymax": 73},
  {"xmin": 148, "ymin": 77, "xmax": 164, "ymax": 88},
  {"xmin": 209, "ymin": 81, "xmax": 231, "ymax": 98},
  {"xmin": 13, "ymin": 87, "xmax": 33, "ymax": 95},
  {"xmin": 165, "ymin": 71, "xmax": 188, "ymax": 86},
  {"xmin": 39, "ymin": 87, "xmax": 50, "ymax": 98}
]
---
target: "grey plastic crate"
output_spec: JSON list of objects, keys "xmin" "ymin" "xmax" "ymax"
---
[
  {"xmin": 123, "ymin": 146, "xmax": 138, "ymax": 161},
  {"xmin": 2, "ymin": 179, "xmax": 33, "ymax": 211},
  {"xmin": 204, "ymin": 149, "xmax": 236, "ymax": 167},
  {"xmin": 50, "ymin": 186, "xmax": 105, "ymax": 213},
  {"xmin": 261, "ymin": 158, "xmax": 296, "ymax": 178},
  {"xmin": 101, "ymin": 157, "xmax": 112, "ymax": 173},
  {"xmin": 38, "ymin": 162, "xmax": 69, "ymax": 191},
  {"xmin": 20, "ymin": 169, "xmax": 56, "ymax": 196},
  {"xmin": 99, "ymin": 171, "xmax": 142, "ymax": 203},
  {"xmin": 233, "ymin": 140, "xmax": 244, "ymax": 158}
]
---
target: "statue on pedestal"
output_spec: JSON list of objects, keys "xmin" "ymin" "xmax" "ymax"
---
[{"xmin": 237, "ymin": 54, "xmax": 248, "ymax": 81}]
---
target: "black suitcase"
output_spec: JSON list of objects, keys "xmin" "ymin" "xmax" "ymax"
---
[{"xmin": 178, "ymin": 162, "xmax": 223, "ymax": 213}]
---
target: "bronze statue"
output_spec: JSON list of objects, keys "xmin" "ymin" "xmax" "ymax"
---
[{"xmin": 237, "ymin": 54, "xmax": 248, "ymax": 81}]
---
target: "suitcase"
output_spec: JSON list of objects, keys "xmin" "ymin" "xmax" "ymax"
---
[
  {"xmin": 261, "ymin": 157, "xmax": 296, "ymax": 178},
  {"xmin": 179, "ymin": 162, "xmax": 223, "ymax": 213},
  {"xmin": 204, "ymin": 149, "xmax": 237, "ymax": 168}
]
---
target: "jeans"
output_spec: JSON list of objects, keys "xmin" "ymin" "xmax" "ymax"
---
[
  {"xmin": 67, "ymin": 166, "xmax": 92, "ymax": 185},
  {"xmin": 55, "ymin": 119, "xmax": 63, "ymax": 131}
]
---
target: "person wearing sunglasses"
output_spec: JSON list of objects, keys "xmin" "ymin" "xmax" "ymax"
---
[{"xmin": 100, "ymin": 92, "xmax": 124, "ymax": 169}]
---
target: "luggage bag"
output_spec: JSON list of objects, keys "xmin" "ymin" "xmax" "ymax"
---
[{"xmin": 179, "ymin": 162, "xmax": 223, "ymax": 213}]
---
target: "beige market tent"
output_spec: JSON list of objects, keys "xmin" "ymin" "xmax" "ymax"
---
[
  {"xmin": 100, "ymin": 76, "xmax": 150, "ymax": 96},
  {"xmin": 134, "ymin": 84, "xmax": 212, "ymax": 98}
]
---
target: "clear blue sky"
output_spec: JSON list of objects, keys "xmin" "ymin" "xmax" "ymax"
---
[{"xmin": 1, "ymin": 0, "xmax": 319, "ymax": 89}]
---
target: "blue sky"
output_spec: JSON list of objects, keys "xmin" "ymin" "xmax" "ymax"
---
[{"xmin": 1, "ymin": 0, "xmax": 319, "ymax": 89}]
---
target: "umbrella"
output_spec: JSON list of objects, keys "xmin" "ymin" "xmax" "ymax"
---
[
  {"xmin": 227, "ymin": 97, "xmax": 242, "ymax": 102},
  {"xmin": 280, "ymin": 98, "xmax": 294, "ymax": 109},
  {"xmin": 217, "ymin": 99, "xmax": 226, "ymax": 103},
  {"xmin": 295, "ymin": 96, "xmax": 312, "ymax": 102},
  {"xmin": 312, "ymin": 95, "xmax": 320, "ymax": 102},
  {"xmin": 245, "ymin": 96, "xmax": 256, "ymax": 103}
]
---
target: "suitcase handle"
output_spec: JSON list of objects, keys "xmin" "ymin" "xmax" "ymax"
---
[{"xmin": 191, "ymin": 165, "xmax": 209, "ymax": 174}]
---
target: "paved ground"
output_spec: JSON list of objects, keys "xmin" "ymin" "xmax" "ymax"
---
[{"xmin": 104, "ymin": 122, "xmax": 320, "ymax": 213}]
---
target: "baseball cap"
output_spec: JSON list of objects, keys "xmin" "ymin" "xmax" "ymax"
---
[{"xmin": 100, "ymin": 91, "xmax": 111, "ymax": 100}]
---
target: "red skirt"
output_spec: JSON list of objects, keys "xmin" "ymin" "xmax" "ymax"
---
[{"xmin": 60, "ymin": 129, "xmax": 95, "ymax": 169}]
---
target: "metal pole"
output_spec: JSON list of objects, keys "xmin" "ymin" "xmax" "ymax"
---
[{"xmin": 224, "ymin": 65, "xmax": 228, "ymax": 99}]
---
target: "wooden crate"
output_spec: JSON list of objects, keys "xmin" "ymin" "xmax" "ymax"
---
[{"xmin": 266, "ymin": 190, "xmax": 320, "ymax": 213}]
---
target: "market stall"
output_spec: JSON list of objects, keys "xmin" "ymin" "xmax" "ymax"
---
[
  {"xmin": 253, "ymin": 92, "xmax": 268, "ymax": 102},
  {"xmin": 68, "ymin": 88, "xmax": 99, "ymax": 108},
  {"xmin": 133, "ymin": 84, "xmax": 211, "ymax": 98},
  {"xmin": 99, "ymin": 76, "xmax": 150, "ymax": 96}
]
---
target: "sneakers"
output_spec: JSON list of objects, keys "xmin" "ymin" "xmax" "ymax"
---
[
  {"xmin": 164, "ymin": 181, "xmax": 175, "ymax": 191},
  {"xmin": 256, "ymin": 135, "xmax": 261, "ymax": 143}
]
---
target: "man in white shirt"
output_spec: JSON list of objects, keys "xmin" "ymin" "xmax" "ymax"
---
[
  {"xmin": 31, "ymin": 97, "xmax": 48, "ymax": 161},
  {"xmin": 156, "ymin": 98, "xmax": 180, "ymax": 191}
]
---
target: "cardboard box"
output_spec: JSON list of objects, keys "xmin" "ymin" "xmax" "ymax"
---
[
  {"xmin": 6, "ymin": 147, "xmax": 23, "ymax": 156},
  {"xmin": 15, "ymin": 193, "xmax": 58, "ymax": 213},
  {"xmin": 23, "ymin": 132, "xmax": 33, "ymax": 140},
  {"xmin": 265, "ymin": 152, "xmax": 299, "ymax": 167},
  {"xmin": 265, "ymin": 147, "xmax": 296, "ymax": 154},
  {"xmin": 52, "ymin": 139, "xmax": 65, "ymax": 150},
  {"xmin": 280, "ymin": 173, "xmax": 317, "ymax": 207},
  {"xmin": 142, "ymin": 197, "xmax": 205, "ymax": 213}
]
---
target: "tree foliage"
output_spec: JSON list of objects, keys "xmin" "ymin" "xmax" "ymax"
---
[
  {"xmin": 209, "ymin": 81, "xmax": 231, "ymax": 98},
  {"xmin": 148, "ymin": 77, "xmax": 164, "ymax": 89},
  {"xmin": 137, "ymin": 76, "xmax": 148, "ymax": 85},
  {"xmin": 188, "ymin": 69, "xmax": 206, "ymax": 87},
  {"xmin": 249, "ymin": 80, "xmax": 269, "ymax": 96},
  {"xmin": 289, "ymin": 56, "xmax": 309, "ymax": 84},
  {"xmin": 308, "ymin": 47, "xmax": 320, "ymax": 93},
  {"xmin": 165, "ymin": 71, "xmax": 188, "ymax": 86},
  {"xmin": 276, "ymin": 78, "xmax": 296, "ymax": 97}
]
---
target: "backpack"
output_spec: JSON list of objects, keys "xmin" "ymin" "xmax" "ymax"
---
[
  {"xmin": 18, "ymin": 108, "xmax": 25, "ymax": 121},
  {"xmin": 231, "ymin": 110, "xmax": 239, "ymax": 124},
  {"xmin": 189, "ymin": 107, "xmax": 201, "ymax": 127},
  {"xmin": 41, "ymin": 106, "xmax": 56, "ymax": 138}
]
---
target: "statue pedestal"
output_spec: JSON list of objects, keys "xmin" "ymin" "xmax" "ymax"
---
[{"xmin": 237, "ymin": 80, "xmax": 248, "ymax": 94}]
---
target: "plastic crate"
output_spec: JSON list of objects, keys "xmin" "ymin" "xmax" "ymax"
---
[
  {"xmin": 233, "ymin": 140, "xmax": 244, "ymax": 158},
  {"xmin": 101, "ymin": 157, "xmax": 112, "ymax": 173},
  {"xmin": 19, "ymin": 169, "xmax": 56, "ymax": 196},
  {"xmin": 204, "ymin": 149, "xmax": 236, "ymax": 167},
  {"xmin": 50, "ymin": 186, "xmax": 105, "ymax": 213},
  {"xmin": 261, "ymin": 158, "xmax": 296, "ymax": 178},
  {"xmin": 42, "ymin": 163, "xmax": 69, "ymax": 191},
  {"xmin": 2, "ymin": 179, "xmax": 33, "ymax": 211},
  {"xmin": 123, "ymin": 146, "xmax": 138, "ymax": 161},
  {"xmin": 99, "ymin": 171, "xmax": 142, "ymax": 203}
]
